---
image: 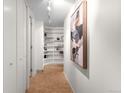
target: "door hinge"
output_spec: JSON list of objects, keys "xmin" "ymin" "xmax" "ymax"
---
[
  {"xmin": 30, "ymin": 69, "xmax": 32, "ymax": 72},
  {"xmin": 31, "ymin": 45, "xmax": 32, "ymax": 49}
]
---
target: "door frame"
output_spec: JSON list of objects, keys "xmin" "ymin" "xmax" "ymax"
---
[
  {"xmin": 24, "ymin": 0, "xmax": 30, "ymax": 90},
  {"xmin": 29, "ymin": 16, "xmax": 33, "ymax": 77}
]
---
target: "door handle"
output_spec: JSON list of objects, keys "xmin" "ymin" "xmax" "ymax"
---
[{"xmin": 9, "ymin": 63, "xmax": 13, "ymax": 66}]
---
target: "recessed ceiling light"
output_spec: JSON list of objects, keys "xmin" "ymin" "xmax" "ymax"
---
[
  {"xmin": 47, "ymin": 6, "xmax": 51, "ymax": 11},
  {"xmin": 54, "ymin": 0, "xmax": 64, "ymax": 6}
]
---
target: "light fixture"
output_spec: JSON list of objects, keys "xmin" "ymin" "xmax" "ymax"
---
[
  {"xmin": 47, "ymin": 6, "xmax": 51, "ymax": 11},
  {"xmin": 47, "ymin": 0, "xmax": 52, "ymax": 24},
  {"xmin": 53, "ymin": 0, "xmax": 64, "ymax": 6}
]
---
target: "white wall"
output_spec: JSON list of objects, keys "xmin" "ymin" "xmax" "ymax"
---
[
  {"xmin": 32, "ymin": 21, "xmax": 44, "ymax": 75},
  {"xmin": 4, "ymin": 0, "xmax": 17, "ymax": 93},
  {"xmin": 64, "ymin": 0, "xmax": 121, "ymax": 93}
]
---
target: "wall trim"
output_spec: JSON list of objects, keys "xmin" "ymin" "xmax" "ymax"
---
[
  {"xmin": 63, "ymin": 72, "xmax": 75, "ymax": 93},
  {"xmin": 43, "ymin": 62, "xmax": 64, "ymax": 66}
]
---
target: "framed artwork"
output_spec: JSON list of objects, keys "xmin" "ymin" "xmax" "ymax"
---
[{"xmin": 70, "ymin": 0, "xmax": 87, "ymax": 69}]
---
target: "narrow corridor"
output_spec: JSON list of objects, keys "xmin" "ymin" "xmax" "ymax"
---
[
  {"xmin": 27, "ymin": 64, "xmax": 73, "ymax": 93},
  {"xmin": 3, "ymin": 0, "xmax": 121, "ymax": 93}
]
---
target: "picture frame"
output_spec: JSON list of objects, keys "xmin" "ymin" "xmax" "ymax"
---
[{"xmin": 70, "ymin": 0, "xmax": 87, "ymax": 69}]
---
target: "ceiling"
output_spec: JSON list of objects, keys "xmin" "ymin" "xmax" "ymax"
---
[{"xmin": 29, "ymin": 0, "xmax": 75, "ymax": 27}]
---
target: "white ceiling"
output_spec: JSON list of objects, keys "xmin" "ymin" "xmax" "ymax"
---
[{"xmin": 29, "ymin": 0, "xmax": 75, "ymax": 27}]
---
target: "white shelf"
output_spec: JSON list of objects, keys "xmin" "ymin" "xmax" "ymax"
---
[
  {"xmin": 44, "ymin": 27, "xmax": 64, "ymax": 65},
  {"xmin": 45, "ymin": 32, "xmax": 63, "ymax": 34},
  {"xmin": 44, "ymin": 58, "xmax": 64, "ymax": 61}
]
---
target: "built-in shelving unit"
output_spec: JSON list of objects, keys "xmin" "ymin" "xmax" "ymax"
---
[{"xmin": 43, "ymin": 27, "xmax": 64, "ymax": 65}]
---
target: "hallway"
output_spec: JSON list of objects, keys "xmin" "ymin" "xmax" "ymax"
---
[
  {"xmin": 27, "ymin": 64, "xmax": 73, "ymax": 93},
  {"xmin": 3, "ymin": 0, "xmax": 121, "ymax": 93}
]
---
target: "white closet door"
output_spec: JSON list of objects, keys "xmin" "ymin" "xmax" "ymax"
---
[
  {"xmin": 4, "ymin": 0, "xmax": 17, "ymax": 93},
  {"xmin": 16, "ymin": 0, "xmax": 27, "ymax": 92}
]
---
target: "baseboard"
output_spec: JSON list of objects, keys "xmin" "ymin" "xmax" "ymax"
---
[
  {"xmin": 37, "ymin": 69, "xmax": 44, "ymax": 73},
  {"xmin": 43, "ymin": 62, "xmax": 64, "ymax": 66},
  {"xmin": 63, "ymin": 72, "xmax": 75, "ymax": 93},
  {"xmin": 25, "ymin": 89, "xmax": 28, "ymax": 93}
]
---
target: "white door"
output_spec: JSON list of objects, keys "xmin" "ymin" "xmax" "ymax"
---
[
  {"xmin": 4, "ymin": 0, "xmax": 17, "ymax": 93},
  {"xmin": 16, "ymin": 0, "xmax": 27, "ymax": 92}
]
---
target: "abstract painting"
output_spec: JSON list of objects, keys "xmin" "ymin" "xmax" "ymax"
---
[{"xmin": 70, "ymin": 0, "xmax": 87, "ymax": 69}]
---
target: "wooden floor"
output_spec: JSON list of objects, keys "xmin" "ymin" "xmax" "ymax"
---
[{"xmin": 27, "ymin": 64, "xmax": 73, "ymax": 93}]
